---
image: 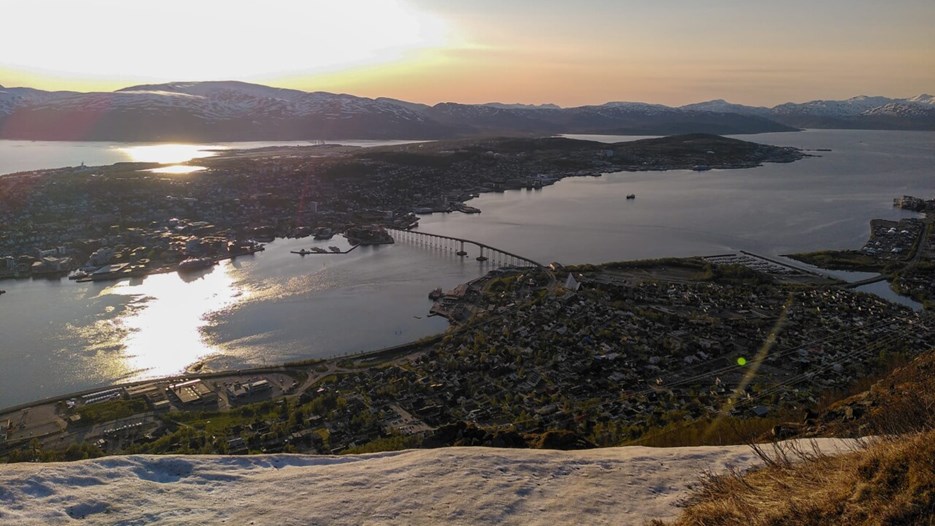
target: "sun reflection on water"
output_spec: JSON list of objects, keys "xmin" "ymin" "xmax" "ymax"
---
[
  {"xmin": 147, "ymin": 165, "xmax": 206, "ymax": 174},
  {"xmin": 117, "ymin": 144, "xmax": 225, "ymax": 164},
  {"xmin": 97, "ymin": 262, "xmax": 248, "ymax": 380}
]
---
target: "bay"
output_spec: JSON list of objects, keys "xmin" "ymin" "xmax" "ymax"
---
[
  {"xmin": 420, "ymin": 129, "xmax": 933, "ymax": 262},
  {"xmin": 1, "ymin": 129, "xmax": 933, "ymax": 409},
  {"xmin": 0, "ymin": 139, "xmax": 425, "ymax": 176}
]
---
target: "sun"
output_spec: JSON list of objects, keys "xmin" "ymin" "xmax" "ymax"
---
[{"xmin": 0, "ymin": 0, "xmax": 448, "ymax": 85}]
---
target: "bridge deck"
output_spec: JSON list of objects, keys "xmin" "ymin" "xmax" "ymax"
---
[{"xmin": 387, "ymin": 228, "xmax": 543, "ymax": 267}]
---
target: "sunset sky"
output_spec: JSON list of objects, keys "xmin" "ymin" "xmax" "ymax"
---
[{"xmin": 1, "ymin": 0, "xmax": 932, "ymax": 106}]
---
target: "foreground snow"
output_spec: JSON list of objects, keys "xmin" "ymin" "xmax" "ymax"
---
[{"xmin": 0, "ymin": 440, "xmax": 857, "ymax": 525}]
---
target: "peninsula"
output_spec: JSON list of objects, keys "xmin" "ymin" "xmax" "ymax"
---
[{"xmin": 0, "ymin": 134, "xmax": 803, "ymax": 282}]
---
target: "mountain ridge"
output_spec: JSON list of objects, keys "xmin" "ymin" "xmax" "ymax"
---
[{"xmin": 0, "ymin": 81, "xmax": 932, "ymax": 141}]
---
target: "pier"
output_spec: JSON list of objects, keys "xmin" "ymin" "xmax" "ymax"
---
[{"xmin": 386, "ymin": 228, "xmax": 543, "ymax": 268}]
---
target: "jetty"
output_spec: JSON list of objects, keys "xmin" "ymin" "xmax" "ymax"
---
[
  {"xmin": 293, "ymin": 245, "xmax": 359, "ymax": 256},
  {"xmin": 386, "ymin": 228, "xmax": 542, "ymax": 268}
]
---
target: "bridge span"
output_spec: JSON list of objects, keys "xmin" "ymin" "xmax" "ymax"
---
[
  {"xmin": 841, "ymin": 274, "xmax": 889, "ymax": 288},
  {"xmin": 386, "ymin": 227, "xmax": 543, "ymax": 268}
]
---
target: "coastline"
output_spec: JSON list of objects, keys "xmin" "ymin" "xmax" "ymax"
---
[{"xmin": 2, "ymin": 252, "xmax": 930, "ymax": 462}]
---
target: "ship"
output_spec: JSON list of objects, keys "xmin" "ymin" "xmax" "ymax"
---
[
  {"xmin": 626, "ymin": 194, "xmax": 636, "ymax": 200},
  {"xmin": 75, "ymin": 262, "xmax": 147, "ymax": 282},
  {"xmin": 178, "ymin": 257, "xmax": 216, "ymax": 272}
]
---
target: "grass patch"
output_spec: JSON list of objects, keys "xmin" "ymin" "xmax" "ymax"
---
[
  {"xmin": 568, "ymin": 257, "xmax": 707, "ymax": 273},
  {"xmin": 342, "ymin": 434, "xmax": 422, "ymax": 455},
  {"xmin": 787, "ymin": 250, "xmax": 889, "ymax": 273},
  {"xmin": 76, "ymin": 398, "xmax": 148, "ymax": 424},
  {"xmin": 626, "ymin": 415, "xmax": 792, "ymax": 448}
]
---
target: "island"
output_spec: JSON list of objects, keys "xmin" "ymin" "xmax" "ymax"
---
[{"xmin": 0, "ymin": 134, "xmax": 803, "ymax": 283}]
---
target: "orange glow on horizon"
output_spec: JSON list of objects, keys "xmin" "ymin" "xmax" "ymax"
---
[{"xmin": 1, "ymin": 1, "xmax": 932, "ymax": 107}]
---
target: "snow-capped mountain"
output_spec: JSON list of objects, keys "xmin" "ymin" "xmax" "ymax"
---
[
  {"xmin": 483, "ymin": 102, "xmax": 562, "ymax": 110},
  {"xmin": 907, "ymin": 94, "xmax": 935, "ymax": 105},
  {"xmin": 680, "ymin": 99, "xmax": 771, "ymax": 117},
  {"xmin": 680, "ymin": 94, "xmax": 935, "ymax": 131},
  {"xmin": 864, "ymin": 101, "xmax": 935, "ymax": 118},
  {"xmin": 0, "ymin": 85, "xmax": 68, "ymax": 115},
  {"xmin": 0, "ymin": 81, "xmax": 450, "ymax": 141},
  {"xmin": 771, "ymin": 95, "xmax": 895, "ymax": 117},
  {"xmin": 0, "ymin": 81, "xmax": 930, "ymax": 141}
]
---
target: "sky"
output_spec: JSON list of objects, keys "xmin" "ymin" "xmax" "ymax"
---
[{"xmin": 0, "ymin": 0, "xmax": 932, "ymax": 106}]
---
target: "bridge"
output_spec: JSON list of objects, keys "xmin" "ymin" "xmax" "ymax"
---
[
  {"xmin": 841, "ymin": 274, "xmax": 889, "ymax": 289},
  {"xmin": 386, "ymin": 227, "xmax": 543, "ymax": 268}
]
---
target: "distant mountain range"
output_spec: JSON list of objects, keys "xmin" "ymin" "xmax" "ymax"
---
[
  {"xmin": 682, "ymin": 94, "xmax": 935, "ymax": 131},
  {"xmin": 0, "ymin": 81, "xmax": 932, "ymax": 141}
]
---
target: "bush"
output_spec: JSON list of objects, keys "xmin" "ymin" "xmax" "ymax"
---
[{"xmin": 660, "ymin": 431, "xmax": 935, "ymax": 526}]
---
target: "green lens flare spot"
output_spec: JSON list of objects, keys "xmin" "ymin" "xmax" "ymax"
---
[{"xmin": 737, "ymin": 357, "xmax": 747, "ymax": 366}]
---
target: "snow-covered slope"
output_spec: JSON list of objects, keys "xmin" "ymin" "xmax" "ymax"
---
[
  {"xmin": 1, "ymin": 81, "xmax": 931, "ymax": 140},
  {"xmin": 483, "ymin": 102, "xmax": 562, "ymax": 111},
  {"xmin": 0, "ymin": 81, "xmax": 797, "ymax": 140},
  {"xmin": 680, "ymin": 99, "xmax": 771, "ymax": 116},
  {"xmin": 679, "ymin": 95, "xmax": 935, "ymax": 130},
  {"xmin": 906, "ymin": 94, "xmax": 935, "ymax": 105},
  {"xmin": 771, "ymin": 95, "xmax": 895, "ymax": 117},
  {"xmin": 864, "ymin": 101, "xmax": 935, "ymax": 118},
  {"xmin": 0, "ymin": 81, "xmax": 445, "ymax": 141},
  {"xmin": 0, "ymin": 440, "xmax": 857, "ymax": 525}
]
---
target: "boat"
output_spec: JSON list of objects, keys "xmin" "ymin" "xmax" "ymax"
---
[
  {"xmin": 229, "ymin": 240, "xmax": 265, "ymax": 256},
  {"xmin": 328, "ymin": 246, "xmax": 341, "ymax": 253},
  {"xmin": 428, "ymin": 287, "xmax": 444, "ymax": 300},
  {"xmin": 311, "ymin": 247, "xmax": 327, "ymax": 253},
  {"xmin": 291, "ymin": 249, "xmax": 313, "ymax": 256},
  {"xmin": 626, "ymin": 194, "xmax": 636, "ymax": 200},
  {"xmin": 68, "ymin": 269, "xmax": 90, "ymax": 281},
  {"xmin": 178, "ymin": 257, "xmax": 216, "ymax": 272},
  {"xmin": 313, "ymin": 227, "xmax": 334, "ymax": 240},
  {"xmin": 0, "ymin": 290, "xmax": 5, "ymax": 296}
]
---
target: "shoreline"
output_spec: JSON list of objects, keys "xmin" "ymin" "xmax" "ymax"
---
[
  {"xmin": 0, "ymin": 242, "xmax": 924, "ymax": 415},
  {"xmin": 2, "ymin": 250, "xmax": 929, "ymax": 461},
  {"xmin": 0, "ymin": 329, "xmax": 445, "ymax": 415}
]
